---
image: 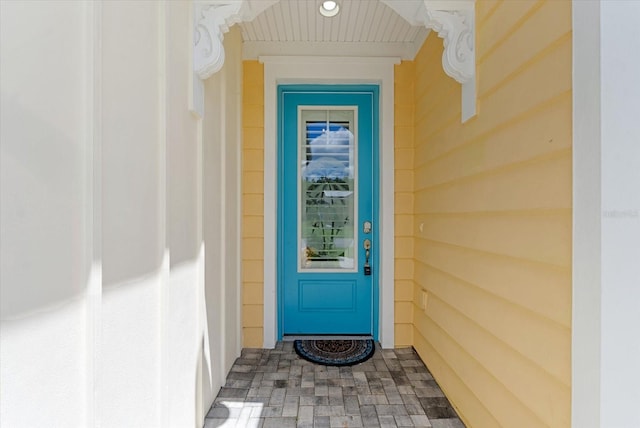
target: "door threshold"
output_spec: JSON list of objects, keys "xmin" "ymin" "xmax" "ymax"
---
[{"xmin": 282, "ymin": 335, "xmax": 374, "ymax": 341}]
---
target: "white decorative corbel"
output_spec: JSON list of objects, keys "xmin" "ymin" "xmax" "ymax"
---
[
  {"xmin": 191, "ymin": 0, "xmax": 277, "ymax": 117},
  {"xmin": 191, "ymin": 1, "xmax": 242, "ymax": 117},
  {"xmin": 423, "ymin": 1, "xmax": 476, "ymax": 121},
  {"xmin": 194, "ymin": 2, "xmax": 242, "ymax": 80},
  {"xmin": 381, "ymin": 0, "xmax": 476, "ymax": 122},
  {"xmin": 423, "ymin": 5, "xmax": 474, "ymax": 84}
]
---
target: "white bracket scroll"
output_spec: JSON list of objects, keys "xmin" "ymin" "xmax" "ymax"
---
[
  {"xmin": 424, "ymin": 1, "xmax": 476, "ymax": 122},
  {"xmin": 382, "ymin": 0, "xmax": 477, "ymax": 122},
  {"xmin": 191, "ymin": 0, "xmax": 277, "ymax": 117}
]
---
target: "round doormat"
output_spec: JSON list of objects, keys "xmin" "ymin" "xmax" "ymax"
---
[{"xmin": 293, "ymin": 339, "xmax": 375, "ymax": 366}]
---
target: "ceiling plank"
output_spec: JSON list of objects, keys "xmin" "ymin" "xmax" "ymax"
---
[{"xmin": 238, "ymin": 0, "xmax": 427, "ymax": 60}]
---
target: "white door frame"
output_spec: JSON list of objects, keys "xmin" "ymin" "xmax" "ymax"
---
[{"xmin": 261, "ymin": 56, "xmax": 399, "ymax": 349}]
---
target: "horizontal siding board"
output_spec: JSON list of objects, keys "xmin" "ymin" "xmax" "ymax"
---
[
  {"xmin": 242, "ymin": 304, "xmax": 264, "ymax": 327},
  {"xmin": 413, "ymin": 333, "xmax": 502, "ymax": 428},
  {"xmin": 395, "ymin": 214, "xmax": 414, "ymax": 236},
  {"xmin": 242, "ymin": 216, "xmax": 264, "ymax": 237},
  {"xmin": 243, "ymin": 60, "xmax": 263, "ymax": 78},
  {"xmin": 395, "ymin": 148, "xmax": 414, "ymax": 169},
  {"xmin": 242, "ymin": 60, "xmax": 264, "ymax": 347},
  {"xmin": 242, "ymin": 194, "xmax": 264, "ymax": 216},
  {"xmin": 417, "ymin": 101, "xmax": 462, "ymax": 142},
  {"xmin": 414, "ymin": 96, "xmax": 572, "ymax": 184},
  {"xmin": 395, "ymin": 60, "xmax": 415, "ymax": 81},
  {"xmin": 395, "ymin": 280, "xmax": 414, "ymax": 301},
  {"xmin": 242, "ymin": 104, "xmax": 265, "ymax": 127},
  {"xmin": 420, "ymin": 40, "xmax": 572, "ymax": 162},
  {"xmin": 414, "ymin": 310, "xmax": 546, "ymax": 428},
  {"xmin": 395, "ymin": 170, "xmax": 413, "ymax": 193},
  {"xmin": 242, "ymin": 260, "xmax": 263, "ymax": 282},
  {"xmin": 242, "ymin": 238, "xmax": 264, "ymax": 260},
  {"xmin": 477, "ymin": 0, "xmax": 544, "ymax": 61},
  {"xmin": 414, "ymin": 74, "xmax": 459, "ymax": 126},
  {"xmin": 394, "ymin": 193, "xmax": 414, "ymax": 215},
  {"xmin": 476, "ymin": 0, "xmax": 502, "ymax": 29},
  {"xmin": 243, "ymin": 327, "xmax": 263, "ymax": 347},
  {"xmin": 243, "ymin": 127, "xmax": 265, "ymax": 150},
  {"xmin": 395, "ymin": 104, "xmax": 414, "ymax": 127},
  {"xmin": 395, "ymin": 259, "xmax": 414, "ymax": 280},
  {"xmin": 395, "ymin": 301, "xmax": 413, "ymax": 324},
  {"xmin": 395, "ymin": 324, "xmax": 413, "ymax": 346},
  {"xmin": 242, "ymin": 282, "xmax": 264, "ymax": 305},
  {"xmin": 414, "ymin": 261, "xmax": 571, "ymax": 384},
  {"xmin": 479, "ymin": 1, "xmax": 571, "ymax": 94},
  {"xmin": 414, "ymin": 40, "xmax": 443, "ymax": 95},
  {"xmin": 242, "ymin": 149, "xmax": 264, "ymax": 172},
  {"xmin": 414, "ymin": 238, "xmax": 571, "ymax": 327},
  {"xmin": 411, "ymin": 1, "xmax": 572, "ymax": 426},
  {"xmin": 395, "ymin": 61, "xmax": 415, "ymax": 346},
  {"xmin": 243, "ymin": 81, "xmax": 264, "ymax": 105},
  {"xmin": 420, "ymin": 213, "xmax": 572, "ymax": 267},
  {"xmin": 394, "ymin": 83, "xmax": 415, "ymax": 106},
  {"xmin": 419, "ymin": 296, "xmax": 570, "ymax": 427},
  {"xmin": 414, "ymin": 152, "xmax": 572, "ymax": 212},
  {"xmin": 242, "ymin": 171, "xmax": 264, "ymax": 194},
  {"xmin": 395, "ymin": 236, "xmax": 414, "ymax": 259},
  {"xmin": 394, "ymin": 126, "xmax": 414, "ymax": 149}
]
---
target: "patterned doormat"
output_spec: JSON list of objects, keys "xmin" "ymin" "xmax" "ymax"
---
[{"xmin": 293, "ymin": 339, "xmax": 375, "ymax": 366}]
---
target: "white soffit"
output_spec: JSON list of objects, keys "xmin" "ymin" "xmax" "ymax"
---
[
  {"xmin": 239, "ymin": 0, "xmax": 430, "ymax": 60},
  {"xmin": 192, "ymin": 1, "xmax": 476, "ymax": 121}
]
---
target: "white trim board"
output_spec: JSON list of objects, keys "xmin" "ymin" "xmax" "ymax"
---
[
  {"xmin": 572, "ymin": 1, "xmax": 640, "ymax": 427},
  {"xmin": 243, "ymin": 37, "xmax": 429, "ymax": 62},
  {"xmin": 261, "ymin": 56, "xmax": 399, "ymax": 349}
]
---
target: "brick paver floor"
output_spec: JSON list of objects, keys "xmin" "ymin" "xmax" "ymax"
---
[{"xmin": 205, "ymin": 341, "xmax": 466, "ymax": 428}]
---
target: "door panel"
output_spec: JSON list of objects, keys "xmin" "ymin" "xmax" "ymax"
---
[{"xmin": 278, "ymin": 86, "xmax": 379, "ymax": 336}]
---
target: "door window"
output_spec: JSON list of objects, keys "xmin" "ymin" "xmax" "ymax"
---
[{"xmin": 298, "ymin": 108, "xmax": 357, "ymax": 271}]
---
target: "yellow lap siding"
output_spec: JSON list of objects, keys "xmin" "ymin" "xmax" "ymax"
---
[
  {"xmin": 410, "ymin": 0, "xmax": 572, "ymax": 426},
  {"xmin": 415, "ymin": 260, "xmax": 571, "ymax": 385},
  {"xmin": 477, "ymin": 0, "xmax": 544, "ymax": 61},
  {"xmin": 415, "ymin": 97, "xmax": 572, "ymax": 188},
  {"xmin": 414, "ymin": 240, "xmax": 571, "ymax": 328},
  {"xmin": 414, "ymin": 152, "xmax": 573, "ymax": 213},
  {"xmin": 419, "ymin": 42, "xmax": 572, "ymax": 162},
  {"xmin": 242, "ymin": 60, "xmax": 265, "ymax": 347},
  {"xmin": 394, "ymin": 61, "xmax": 416, "ymax": 347},
  {"xmin": 413, "ymin": 332, "xmax": 502, "ymax": 428}
]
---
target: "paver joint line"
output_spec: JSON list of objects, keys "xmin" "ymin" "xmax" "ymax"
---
[{"xmin": 207, "ymin": 343, "xmax": 465, "ymax": 428}]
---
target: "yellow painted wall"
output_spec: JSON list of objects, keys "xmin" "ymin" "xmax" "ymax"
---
[
  {"xmin": 411, "ymin": 1, "xmax": 572, "ymax": 427},
  {"xmin": 242, "ymin": 60, "xmax": 265, "ymax": 347},
  {"xmin": 394, "ymin": 61, "xmax": 416, "ymax": 347}
]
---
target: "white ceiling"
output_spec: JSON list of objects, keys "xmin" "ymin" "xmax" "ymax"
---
[{"xmin": 239, "ymin": 0, "xmax": 429, "ymax": 59}]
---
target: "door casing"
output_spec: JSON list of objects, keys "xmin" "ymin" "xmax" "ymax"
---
[{"xmin": 261, "ymin": 56, "xmax": 398, "ymax": 348}]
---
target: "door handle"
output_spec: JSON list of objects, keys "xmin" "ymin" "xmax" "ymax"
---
[{"xmin": 363, "ymin": 239, "xmax": 372, "ymax": 276}]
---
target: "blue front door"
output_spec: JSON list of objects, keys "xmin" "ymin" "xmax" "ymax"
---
[{"xmin": 278, "ymin": 85, "xmax": 379, "ymax": 337}]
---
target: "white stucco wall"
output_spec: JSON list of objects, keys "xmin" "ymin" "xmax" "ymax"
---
[
  {"xmin": 0, "ymin": 1, "xmax": 242, "ymax": 427},
  {"xmin": 99, "ymin": 3, "xmax": 164, "ymax": 426},
  {"xmin": 203, "ymin": 26, "xmax": 244, "ymax": 408},
  {"xmin": 1, "ymin": 2, "xmax": 91, "ymax": 426}
]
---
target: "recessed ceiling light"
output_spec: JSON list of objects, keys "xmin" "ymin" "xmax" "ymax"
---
[{"xmin": 319, "ymin": 0, "xmax": 340, "ymax": 17}]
